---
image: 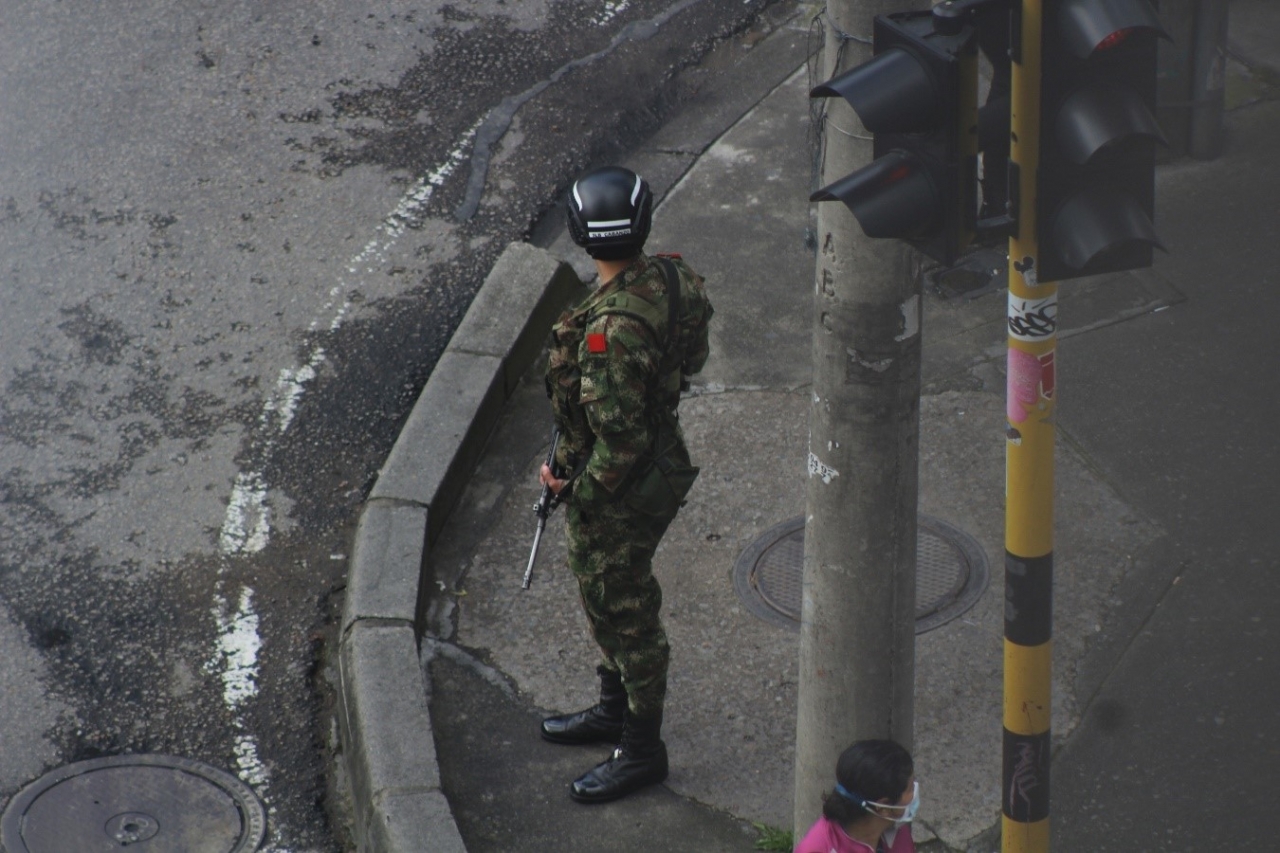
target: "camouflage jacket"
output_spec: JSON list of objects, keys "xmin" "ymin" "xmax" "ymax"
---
[{"xmin": 545, "ymin": 253, "xmax": 712, "ymax": 506}]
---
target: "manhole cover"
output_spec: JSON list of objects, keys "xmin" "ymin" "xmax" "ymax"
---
[
  {"xmin": 1, "ymin": 754, "xmax": 266, "ymax": 852},
  {"xmin": 732, "ymin": 514, "xmax": 989, "ymax": 633}
]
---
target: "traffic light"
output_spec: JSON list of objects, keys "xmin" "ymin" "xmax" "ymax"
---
[
  {"xmin": 810, "ymin": 11, "xmax": 978, "ymax": 265},
  {"xmin": 1037, "ymin": 0, "xmax": 1168, "ymax": 282}
]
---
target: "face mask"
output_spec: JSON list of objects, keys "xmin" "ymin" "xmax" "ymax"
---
[
  {"xmin": 836, "ymin": 780, "xmax": 920, "ymax": 824},
  {"xmin": 890, "ymin": 781, "xmax": 920, "ymax": 825}
]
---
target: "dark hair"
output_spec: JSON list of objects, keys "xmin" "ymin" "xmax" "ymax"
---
[{"xmin": 821, "ymin": 740, "xmax": 914, "ymax": 826}]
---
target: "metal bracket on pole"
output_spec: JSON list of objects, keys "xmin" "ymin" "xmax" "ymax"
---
[
  {"xmin": 934, "ymin": 0, "xmax": 1019, "ymax": 243},
  {"xmin": 975, "ymin": 214, "xmax": 1017, "ymax": 241},
  {"xmin": 976, "ymin": 160, "xmax": 1019, "ymax": 240}
]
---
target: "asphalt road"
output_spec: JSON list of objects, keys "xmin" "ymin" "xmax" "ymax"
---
[{"xmin": 0, "ymin": 1, "xmax": 785, "ymax": 848}]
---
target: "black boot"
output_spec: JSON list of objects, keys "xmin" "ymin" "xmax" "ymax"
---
[
  {"xmin": 540, "ymin": 666, "xmax": 626, "ymax": 745},
  {"xmin": 569, "ymin": 711, "xmax": 668, "ymax": 804}
]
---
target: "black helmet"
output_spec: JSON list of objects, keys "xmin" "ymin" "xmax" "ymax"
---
[{"xmin": 566, "ymin": 166, "xmax": 652, "ymax": 260}]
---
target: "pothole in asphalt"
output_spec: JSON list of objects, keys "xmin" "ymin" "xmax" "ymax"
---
[
  {"xmin": 732, "ymin": 514, "xmax": 990, "ymax": 633},
  {"xmin": 1, "ymin": 754, "xmax": 266, "ymax": 852}
]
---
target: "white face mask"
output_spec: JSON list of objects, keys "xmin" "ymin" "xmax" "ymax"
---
[
  {"xmin": 886, "ymin": 781, "xmax": 920, "ymax": 825},
  {"xmin": 837, "ymin": 780, "xmax": 920, "ymax": 824}
]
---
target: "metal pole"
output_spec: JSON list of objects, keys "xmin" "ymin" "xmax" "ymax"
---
[
  {"xmin": 1155, "ymin": 0, "xmax": 1195, "ymax": 160},
  {"xmin": 1004, "ymin": 1, "xmax": 1053, "ymax": 851},
  {"xmin": 1188, "ymin": 0, "xmax": 1229, "ymax": 160},
  {"xmin": 794, "ymin": 0, "xmax": 923, "ymax": 839}
]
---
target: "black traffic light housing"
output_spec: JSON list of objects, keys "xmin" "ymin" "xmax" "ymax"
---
[
  {"xmin": 1037, "ymin": 0, "xmax": 1169, "ymax": 281},
  {"xmin": 810, "ymin": 12, "xmax": 979, "ymax": 265}
]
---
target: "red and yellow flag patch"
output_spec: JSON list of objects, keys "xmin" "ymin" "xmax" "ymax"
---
[{"xmin": 586, "ymin": 332, "xmax": 607, "ymax": 354}]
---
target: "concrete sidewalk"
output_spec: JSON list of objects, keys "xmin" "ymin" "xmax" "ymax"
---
[{"xmin": 338, "ymin": 2, "xmax": 1280, "ymax": 850}]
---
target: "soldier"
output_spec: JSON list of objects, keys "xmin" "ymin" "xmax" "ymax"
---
[{"xmin": 538, "ymin": 165, "xmax": 712, "ymax": 803}]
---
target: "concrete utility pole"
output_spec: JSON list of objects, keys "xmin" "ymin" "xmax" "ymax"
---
[{"xmin": 794, "ymin": 0, "xmax": 925, "ymax": 837}]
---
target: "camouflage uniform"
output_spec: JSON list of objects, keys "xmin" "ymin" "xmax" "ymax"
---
[{"xmin": 546, "ymin": 252, "xmax": 712, "ymax": 718}]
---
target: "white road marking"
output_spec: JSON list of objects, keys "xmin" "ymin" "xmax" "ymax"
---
[
  {"xmin": 212, "ymin": 586, "xmax": 267, "ymax": 788},
  {"xmin": 218, "ymin": 122, "xmax": 479, "ymax": 555},
  {"xmin": 210, "ymin": 120, "xmax": 481, "ymax": 852}
]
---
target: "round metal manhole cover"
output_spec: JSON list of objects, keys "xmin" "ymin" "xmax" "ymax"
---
[
  {"xmin": 1, "ymin": 754, "xmax": 266, "ymax": 852},
  {"xmin": 732, "ymin": 514, "xmax": 989, "ymax": 633}
]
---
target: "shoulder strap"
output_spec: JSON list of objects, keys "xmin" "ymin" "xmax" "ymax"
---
[
  {"xmin": 589, "ymin": 293, "xmax": 665, "ymax": 342},
  {"xmin": 656, "ymin": 256, "xmax": 681, "ymax": 345},
  {"xmin": 588, "ymin": 256, "xmax": 683, "ymax": 350}
]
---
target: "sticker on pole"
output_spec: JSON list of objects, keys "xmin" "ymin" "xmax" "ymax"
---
[
  {"xmin": 1008, "ymin": 292, "xmax": 1058, "ymax": 341},
  {"xmin": 1008, "ymin": 349, "xmax": 1056, "ymax": 424}
]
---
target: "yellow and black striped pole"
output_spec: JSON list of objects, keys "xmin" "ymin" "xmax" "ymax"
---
[{"xmin": 1004, "ymin": 1, "xmax": 1053, "ymax": 851}]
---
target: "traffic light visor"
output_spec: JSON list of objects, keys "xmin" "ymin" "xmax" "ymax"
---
[
  {"xmin": 811, "ymin": 151, "xmax": 939, "ymax": 239},
  {"xmin": 1047, "ymin": 187, "xmax": 1166, "ymax": 271},
  {"xmin": 810, "ymin": 48, "xmax": 939, "ymax": 134},
  {"xmin": 1055, "ymin": 85, "xmax": 1166, "ymax": 165},
  {"xmin": 1057, "ymin": 0, "xmax": 1167, "ymax": 59}
]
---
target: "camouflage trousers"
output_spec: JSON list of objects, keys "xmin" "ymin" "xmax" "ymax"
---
[{"xmin": 565, "ymin": 496, "xmax": 677, "ymax": 719}]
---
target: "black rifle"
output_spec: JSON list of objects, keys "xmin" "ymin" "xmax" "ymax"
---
[{"xmin": 522, "ymin": 427, "xmax": 564, "ymax": 589}]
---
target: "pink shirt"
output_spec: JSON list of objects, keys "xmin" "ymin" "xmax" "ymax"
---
[{"xmin": 793, "ymin": 816, "xmax": 915, "ymax": 853}]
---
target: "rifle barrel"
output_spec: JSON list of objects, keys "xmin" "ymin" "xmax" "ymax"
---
[
  {"xmin": 522, "ymin": 517, "xmax": 545, "ymax": 589},
  {"xmin": 522, "ymin": 427, "xmax": 561, "ymax": 590}
]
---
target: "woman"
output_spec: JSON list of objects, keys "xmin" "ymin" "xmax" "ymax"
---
[{"xmin": 794, "ymin": 740, "xmax": 919, "ymax": 853}]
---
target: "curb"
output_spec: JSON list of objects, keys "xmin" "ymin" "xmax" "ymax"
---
[{"xmin": 336, "ymin": 242, "xmax": 585, "ymax": 852}]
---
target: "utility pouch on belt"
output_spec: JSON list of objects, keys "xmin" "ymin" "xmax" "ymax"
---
[{"xmin": 623, "ymin": 416, "xmax": 700, "ymax": 517}]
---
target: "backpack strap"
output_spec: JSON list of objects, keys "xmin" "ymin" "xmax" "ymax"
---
[
  {"xmin": 654, "ymin": 257, "xmax": 684, "ymax": 400},
  {"xmin": 590, "ymin": 292, "xmax": 665, "ymax": 341},
  {"xmin": 656, "ymin": 256, "xmax": 681, "ymax": 349}
]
